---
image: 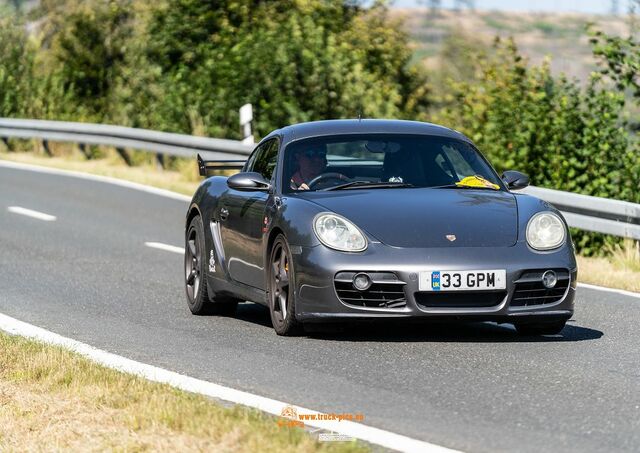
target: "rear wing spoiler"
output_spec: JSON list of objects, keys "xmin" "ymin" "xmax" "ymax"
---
[{"xmin": 197, "ymin": 154, "xmax": 245, "ymax": 176}]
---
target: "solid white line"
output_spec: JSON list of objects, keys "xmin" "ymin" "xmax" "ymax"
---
[
  {"xmin": 577, "ymin": 282, "xmax": 640, "ymax": 300},
  {"xmin": 7, "ymin": 206, "xmax": 57, "ymax": 222},
  {"xmin": 145, "ymin": 242, "xmax": 185, "ymax": 254},
  {"xmin": 0, "ymin": 160, "xmax": 191, "ymax": 202},
  {"xmin": 0, "ymin": 313, "xmax": 458, "ymax": 453}
]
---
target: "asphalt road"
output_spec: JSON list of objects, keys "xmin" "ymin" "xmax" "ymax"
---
[{"xmin": 1, "ymin": 163, "xmax": 638, "ymax": 453}]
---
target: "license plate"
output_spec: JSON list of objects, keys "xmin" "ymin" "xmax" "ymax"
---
[{"xmin": 419, "ymin": 270, "xmax": 506, "ymax": 291}]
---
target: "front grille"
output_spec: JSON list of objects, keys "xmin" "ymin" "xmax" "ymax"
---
[
  {"xmin": 334, "ymin": 272, "xmax": 407, "ymax": 309},
  {"xmin": 415, "ymin": 291, "xmax": 507, "ymax": 308},
  {"xmin": 511, "ymin": 269, "xmax": 570, "ymax": 307}
]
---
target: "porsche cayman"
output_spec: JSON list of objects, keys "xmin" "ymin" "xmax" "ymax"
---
[{"xmin": 184, "ymin": 120, "xmax": 576, "ymax": 336}]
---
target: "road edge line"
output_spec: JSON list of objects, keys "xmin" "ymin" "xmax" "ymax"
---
[
  {"xmin": 0, "ymin": 312, "xmax": 459, "ymax": 453},
  {"xmin": 0, "ymin": 159, "xmax": 191, "ymax": 202},
  {"xmin": 577, "ymin": 282, "xmax": 640, "ymax": 300}
]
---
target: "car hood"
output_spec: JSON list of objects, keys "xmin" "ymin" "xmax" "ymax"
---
[{"xmin": 301, "ymin": 188, "xmax": 518, "ymax": 248}]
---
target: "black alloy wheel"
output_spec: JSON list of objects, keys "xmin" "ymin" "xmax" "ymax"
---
[
  {"xmin": 185, "ymin": 215, "xmax": 237, "ymax": 316},
  {"xmin": 268, "ymin": 234, "xmax": 301, "ymax": 336}
]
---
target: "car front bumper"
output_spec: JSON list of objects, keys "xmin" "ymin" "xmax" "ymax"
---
[{"xmin": 291, "ymin": 241, "xmax": 576, "ymax": 324}]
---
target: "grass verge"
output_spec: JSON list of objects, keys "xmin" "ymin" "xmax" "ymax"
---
[
  {"xmin": 576, "ymin": 239, "xmax": 640, "ymax": 293},
  {"xmin": 1, "ymin": 146, "xmax": 639, "ymax": 294},
  {"xmin": 0, "ymin": 145, "xmax": 200, "ymax": 196},
  {"xmin": 0, "ymin": 332, "xmax": 366, "ymax": 452}
]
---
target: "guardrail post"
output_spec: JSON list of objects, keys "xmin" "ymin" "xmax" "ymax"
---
[
  {"xmin": 239, "ymin": 103, "xmax": 254, "ymax": 145},
  {"xmin": 78, "ymin": 143, "xmax": 91, "ymax": 160},
  {"xmin": 42, "ymin": 140, "xmax": 53, "ymax": 157},
  {"xmin": 115, "ymin": 147, "xmax": 132, "ymax": 166},
  {"xmin": 155, "ymin": 152, "xmax": 165, "ymax": 170},
  {"xmin": 1, "ymin": 137, "xmax": 10, "ymax": 151}
]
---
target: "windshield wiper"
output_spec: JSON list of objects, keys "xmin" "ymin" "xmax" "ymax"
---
[{"xmin": 324, "ymin": 181, "xmax": 415, "ymax": 191}]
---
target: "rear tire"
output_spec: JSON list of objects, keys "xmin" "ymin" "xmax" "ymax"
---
[
  {"xmin": 268, "ymin": 234, "xmax": 302, "ymax": 336},
  {"xmin": 185, "ymin": 215, "xmax": 238, "ymax": 316},
  {"xmin": 515, "ymin": 320, "xmax": 566, "ymax": 336}
]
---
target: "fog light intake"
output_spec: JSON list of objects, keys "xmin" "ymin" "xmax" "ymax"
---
[
  {"xmin": 353, "ymin": 273, "xmax": 372, "ymax": 291},
  {"xmin": 542, "ymin": 270, "xmax": 557, "ymax": 289}
]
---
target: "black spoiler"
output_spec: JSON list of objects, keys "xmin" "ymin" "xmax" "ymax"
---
[{"xmin": 197, "ymin": 154, "xmax": 245, "ymax": 176}]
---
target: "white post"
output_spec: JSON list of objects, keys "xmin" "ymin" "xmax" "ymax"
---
[{"xmin": 239, "ymin": 103, "xmax": 254, "ymax": 145}]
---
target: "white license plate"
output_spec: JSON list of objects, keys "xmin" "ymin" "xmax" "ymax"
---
[{"xmin": 419, "ymin": 270, "xmax": 506, "ymax": 291}]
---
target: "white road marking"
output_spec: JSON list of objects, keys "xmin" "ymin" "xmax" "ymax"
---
[
  {"xmin": 578, "ymin": 282, "xmax": 640, "ymax": 300},
  {"xmin": 7, "ymin": 206, "xmax": 57, "ymax": 222},
  {"xmin": 145, "ymin": 242, "xmax": 184, "ymax": 254},
  {"xmin": 0, "ymin": 313, "xmax": 458, "ymax": 453},
  {"xmin": 0, "ymin": 160, "xmax": 191, "ymax": 202}
]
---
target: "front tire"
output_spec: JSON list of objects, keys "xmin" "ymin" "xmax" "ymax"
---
[
  {"xmin": 515, "ymin": 320, "xmax": 567, "ymax": 336},
  {"xmin": 185, "ymin": 215, "xmax": 237, "ymax": 316},
  {"xmin": 268, "ymin": 234, "xmax": 302, "ymax": 336}
]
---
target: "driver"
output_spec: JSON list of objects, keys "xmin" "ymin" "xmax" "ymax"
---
[{"xmin": 290, "ymin": 146, "xmax": 327, "ymax": 190}]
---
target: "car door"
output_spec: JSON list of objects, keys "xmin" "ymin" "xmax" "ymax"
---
[{"xmin": 218, "ymin": 139, "xmax": 279, "ymax": 290}]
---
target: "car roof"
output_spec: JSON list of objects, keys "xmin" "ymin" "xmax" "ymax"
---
[{"xmin": 262, "ymin": 119, "xmax": 472, "ymax": 146}]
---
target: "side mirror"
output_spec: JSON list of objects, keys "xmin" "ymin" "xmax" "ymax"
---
[
  {"xmin": 227, "ymin": 172, "xmax": 271, "ymax": 192},
  {"xmin": 502, "ymin": 170, "xmax": 529, "ymax": 190}
]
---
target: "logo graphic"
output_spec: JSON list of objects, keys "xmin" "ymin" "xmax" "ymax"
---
[
  {"xmin": 431, "ymin": 271, "xmax": 441, "ymax": 291},
  {"xmin": 446, "ymin": 234, "xmax": 456, "ymax": 242},
  {"xmin": 280, "ymin": 405, "xmax": 298, "ymax": 420},
  {"xmin": 278, "ymin": 405, "xmax": 304, "ymax": 429}
]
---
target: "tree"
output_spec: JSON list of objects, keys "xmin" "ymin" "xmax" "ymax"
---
[{"xmin": 123, "ymin": 0, "xmax": 431, "ymax": 137}]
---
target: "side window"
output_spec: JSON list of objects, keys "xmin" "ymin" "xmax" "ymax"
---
[
  {"xmin": 252, "ymin": 139, "xmax": 279, "ymax": 181},
  {"xmin": 244, "ymin": 145, "xmax": 263, "ymax": 172}
]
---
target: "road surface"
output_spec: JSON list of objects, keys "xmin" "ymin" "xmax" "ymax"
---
[{"xmin": 1, "ymin": 162, "xmax": 638, "ymax": 452}]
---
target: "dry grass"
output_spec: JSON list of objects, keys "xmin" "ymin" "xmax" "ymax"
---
[
  {"xmin": 578, "ymin": 240, "xmax": 640, "ymax": 292},
  {"xmin": 0, "ymin": 332, "xmax": 366, "ymax": 452},
  {"xmin": 0, "ymin": 141, "xmax": 201, "ymax": 196}
]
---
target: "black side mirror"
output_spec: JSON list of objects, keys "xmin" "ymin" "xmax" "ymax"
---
[
  {"xmin": 227, "ymin": 172, "xmax": 271, "ymax": 192},
  {"xmin": 502, "ymin": 170, "xmax": 529, "ymax": 190}
]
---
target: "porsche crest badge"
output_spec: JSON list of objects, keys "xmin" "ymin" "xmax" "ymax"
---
[{"xmin": 446, "ymin": 234, "xmax": 457, "ymax": 242}]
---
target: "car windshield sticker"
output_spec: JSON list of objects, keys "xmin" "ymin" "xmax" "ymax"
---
[
  {"xmin": 456, "ymin": 175, "xmax": 500, "ymax": 190},
  {"xmin": 431, "ymin": 271, "xmax": 441, "ymax": 291}
]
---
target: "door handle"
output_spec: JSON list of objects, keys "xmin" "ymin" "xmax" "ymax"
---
[{"xmin": 220, "ymin": 207, "xmax": 229, "ymax": 221}]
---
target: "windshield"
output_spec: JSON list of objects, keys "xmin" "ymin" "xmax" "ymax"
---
[{"xmin": 283, "ymin": 134, "xmax": 502, "ymax": 192}]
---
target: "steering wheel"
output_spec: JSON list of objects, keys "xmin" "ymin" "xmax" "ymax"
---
[{"xmin": 307, "ymin": 172, "xmax": 350, "ymax": 189}]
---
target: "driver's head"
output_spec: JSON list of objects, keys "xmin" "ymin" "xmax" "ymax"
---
[{"xmin": 294, "ymin": 145, "xmax": 327, "ymax": 181}]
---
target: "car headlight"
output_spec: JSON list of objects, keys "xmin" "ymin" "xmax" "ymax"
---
[
  {"xmin": 526, "ymin": 212, "xmax": 566, "ymax": 250},
  {"xmin": 313, "ymin": 213, "xmax": 367, "ymax": 252}
]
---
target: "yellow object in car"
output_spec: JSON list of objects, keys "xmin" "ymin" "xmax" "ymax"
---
[{"xmin": 456, "ymin": 175, "xmax": 500, "ymax": 190}]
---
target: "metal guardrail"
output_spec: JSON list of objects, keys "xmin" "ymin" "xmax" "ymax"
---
[
  {"xmin": 522, "ymin": 186, "xmax": 640, "ymax": 240},
  {"xmin": 1, "ymin": 117, "xmax": 639, "ymax": 240},
  {"xmin": 0, "ymin": 118, "xmax": 253, "ymax": 164}
]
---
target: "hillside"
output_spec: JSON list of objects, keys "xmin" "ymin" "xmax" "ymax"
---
[{"xmin": 394, "ymin": 8, "xmax": 632, "ymax": 82}]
